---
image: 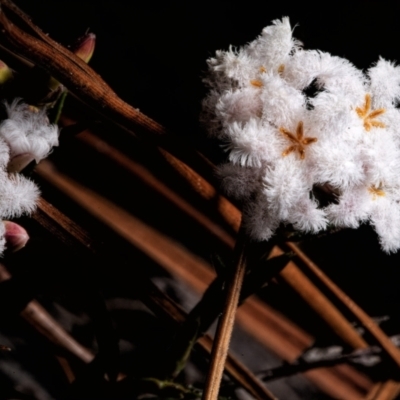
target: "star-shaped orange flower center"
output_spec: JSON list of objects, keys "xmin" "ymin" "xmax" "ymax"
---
[
  {"xmin": 279, "ymin": 121, "xmax": 317, "ymax": 160},
  {"xmin": 356, "ymin": 94, "xmax": 386, "ymax": 131},
  {"xmin": 368, "ymin": 184, "xmax": 386, "ymax": 199}
]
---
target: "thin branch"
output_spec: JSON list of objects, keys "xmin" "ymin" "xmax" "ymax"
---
[
  {"xmin": 286, "ymin": 243, "xmax": 400, "ymax": 368},
  {"xmin": 368, "ymin": 380, "xmax": 400, "ymax": 400},
  {"xmin": 74, "ymin": 127, "xmax": 234, "ymax": 248},
  {"xmin": 0, "ymin": 263, "xmax": 94, "ymax": 362},
  {"xmin": 163, "ymin": 249, "xmax": 290, "ymax": 379},
  {"xmin": 259, "ymin": 346, "xmax": 381, "ymax": 383},
  {"xmin": 202, "ymin": 226, "xmax": 248, "ymax": 400},
  {"xmin": 273, "ymin": 248, "xmax": 368, "ymax": 350},
  {"xmin": 0, "ymin": 4, "xmax": 166, "ymax": 139},
  {"xmin": 140, "ymin": 278, "xmax": 277, "ymax": 400}
]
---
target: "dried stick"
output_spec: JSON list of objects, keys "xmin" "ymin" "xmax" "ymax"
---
[
  {"xmin": 74, "ymin": 128, "xmax": 235, "ymax": 248},
  {"xmin": 286, "ymin": 243, "xmax": 400, "ymax": 368},
  {"xmin": 270, "ymin": 247, "xmax": 368, "ymax": 350},
  {"xmin": 0, "ymin": 2, "xmax": 164, "ymax": 138},
  {"xmin": 141, "ymin": 276, "xmax": 276, "ymax": 400},
  {"xmin": 369, "ymin": 381, "xmax": 400, "ymax": 400},
  {"xmin": 0, "ymin": 263, "xmax": 94, "ymax": 364},
  {"xmin": 259, "ymin": 346, "xmax": 381, "ymax": 382},
  {"xmin": 202, "ymin": 226, "xmax": 248, "ymax": 400}
]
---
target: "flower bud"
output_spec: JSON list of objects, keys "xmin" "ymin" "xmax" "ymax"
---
[
  {"xmin": 73, "ymin": 33, "xmax": 96, "ymax": 64},
  {"xmin": 3, "ymin": 221, "xmax": 29, "ymax": 252},
  {"xmin": 0, "ymin": 60, "xmax": 12, "ymax": 85}
]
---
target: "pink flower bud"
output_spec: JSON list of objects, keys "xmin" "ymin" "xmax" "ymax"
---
[
  {"xmin": 3, "ymin": 221, "xmax": 29, "ymax": 252},
  {"xmin": 73, "ymin": 33, "xmax": 96, "ymax": 64}
]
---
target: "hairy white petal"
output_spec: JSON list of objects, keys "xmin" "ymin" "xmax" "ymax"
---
[
  {"xmin": 368, "ymin": 58, "xmax": 400, "ymax": 108},
  {"xmin": 0, "ymin": 173, "xmax": 39, "ymax": 219},
  {"xmin": 0, "ymin": 100, "xmax": 59, "ymax": 166}
]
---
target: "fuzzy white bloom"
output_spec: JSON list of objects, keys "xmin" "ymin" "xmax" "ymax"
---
[
  {"xmin": 203, "ymin": 17, "xmax": 400, "ymax": 253},
  {"xmin": 0, "ymin": 100, "xmax": 59, "ymax": 172},
  {"xmin": 0, "ymin": 100, "xmax": 58, "ymax": 255}
]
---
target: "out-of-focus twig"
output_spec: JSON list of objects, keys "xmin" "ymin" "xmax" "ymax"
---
[
  {"xmin": 367, "ymin": 380, "xmax": 400, "ymax": 400},
  {"xmin": 286, "ymin": 243, "xmax": 400, "ymax": 368},
  {"xmin": 259, "ymin": 346, "xmax": 381, "ymax": 383},
  {"xmin": 73, "ymin": 127, "xmax": 235, "ymax": 248},
  {"xmin": 0, "ymin": 262, "xmax": 94, "ymax": 364},
  {"xmin": 271, "ymin": 248, "xmax": 369, "ymax": 350}
]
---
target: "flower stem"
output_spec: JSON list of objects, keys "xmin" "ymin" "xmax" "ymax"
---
[{"xmin": 202, "ymin": 225, "xmax": 248, "ymax": 400}]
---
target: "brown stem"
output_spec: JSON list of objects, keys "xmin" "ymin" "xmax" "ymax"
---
[
  {"xmin": 368, "ymin": 380, "xmax": 400, "ymax": 400},
  {"xmin": 74, "ymin": 128, "xmax": 234, "ymax": 248},
  {"xmin": 286, "ymin": 243, "xmax": 400, "ymax": 368},
  {"xmin": 141, "ymin": 278, "xmax": 276, "ymax": 400},
  {"xmin": 202, "ymin": 225, "xmax": 248, "ymax": 400},
  {"xmin": 272, "ymin": 248, "xmax": 368, "ymax": 350},
  {"xmin": 0, "ymin": 4, "xmax": 164, "ymax": 138},
  {"xmin": 0, "ymin": 263, "xmax": 94, "ymax": 364}
]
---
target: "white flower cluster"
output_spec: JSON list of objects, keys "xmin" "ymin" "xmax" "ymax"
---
[
  {"xmin": 0, "ymin": 100, "xmax": 58, "ymax": 254},
  {"xmin": 203, "ymin": 17, "xmax": 400, "ymax": 252}
]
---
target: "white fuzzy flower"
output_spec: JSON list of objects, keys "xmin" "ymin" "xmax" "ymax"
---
[
  {"xmin": 0, "ymin": 100, "xmax": 58, "ymax": 255},
  {"xmin": 204, "ymin": 17, "xmax": 400, "ymax": 252},
  {"xmin": 0, "ymin": 100, "xmax": 59, "ymax": 172}
]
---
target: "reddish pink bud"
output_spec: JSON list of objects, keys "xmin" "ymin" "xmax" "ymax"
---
[
  {"xmin": 73, "ymin": 33, "xmax": 96, "ymax": 63},
  {"xmin": 3, "ymin": 221, "xmax": 29, "ymax": 252}
]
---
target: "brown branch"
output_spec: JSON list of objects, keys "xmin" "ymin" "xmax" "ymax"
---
[
  {"xmin": 140, "ymin": 277, "xmax": 276, "ymax": 400},
  {"xmin": 286, "ymin": 243, "xmax": 400, "ymax": 368},
  {"xmin": 270, "ymin": 247, "xmax": 368, "ymax": 350},
  {"xmin": 367, "ymin": 380, "xmax": 400, "ymax": 400},
  {"xmin": 74, "ymin": 127, "xmax": 234, "ymax": 248},
  {"xmin": 202, "ymin": 226, "xmax": 248, "ymax": 400},
  {"xmin": 0, "ymin": 263, "xmax": 94, "ymax": 364},
  {"xmin": 0, "ymin": 3, "xmax": 164, "ymax": 138}
]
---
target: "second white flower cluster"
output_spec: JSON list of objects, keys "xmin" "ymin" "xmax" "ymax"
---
[
  {"xmin": 203, "ymin": 17, "xmax": 400, "ymax": 252},
  {"xmin": 0, "ymin": 100, "xmax": 58, "ymax": 253}
]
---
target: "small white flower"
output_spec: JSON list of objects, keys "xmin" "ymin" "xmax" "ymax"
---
[
  {"xmin": 0, "ymin": 100, "xmax": 59, "ymax": 172},
  {"xmin": 0, "ymin": 100, "xmax": 59, "ymax": 255},
  {"xmin": 204, "ymin": 17, "xmax": 400, "ymax": 252}
]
